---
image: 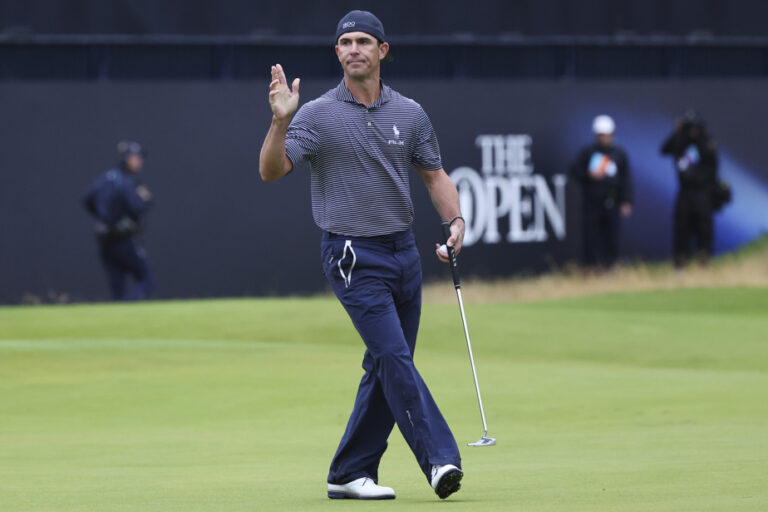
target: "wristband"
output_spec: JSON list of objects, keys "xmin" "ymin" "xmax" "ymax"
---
[{"xmin": 448, "ymin": 215, "xmax": 465, "ymax": 227}]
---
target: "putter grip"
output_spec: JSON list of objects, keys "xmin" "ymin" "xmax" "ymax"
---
[{"xmin": 441, "ymin": 222, "xmax": 461, "ymax": 288}]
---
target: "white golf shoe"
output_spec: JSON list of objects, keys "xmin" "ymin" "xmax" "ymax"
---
[
  {"xmin": 430, "ymin": 464, "xmax": 463, "ymax": 499},
  {"xmin": 327, "ymin": 477, "xmax": 396, "ymax": 500}
]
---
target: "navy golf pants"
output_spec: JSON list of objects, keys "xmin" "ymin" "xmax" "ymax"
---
[{"xmin": 321, "ymin": 229, "xmax": 461, "ymax": 485}]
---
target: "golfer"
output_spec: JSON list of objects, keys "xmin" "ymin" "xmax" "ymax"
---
[{"xmin": 258, "ymin": 10, "xmax": 464, "ymax": 501}]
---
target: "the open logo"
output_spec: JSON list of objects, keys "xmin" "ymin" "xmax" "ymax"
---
[{"xmin": 450, "ymin": 134, "xmax": 567, "ymax": 246}]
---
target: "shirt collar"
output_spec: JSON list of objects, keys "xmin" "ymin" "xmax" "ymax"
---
[{"xmin": 335, "ymin": 79, "xmax": 391, "ymax": 108}]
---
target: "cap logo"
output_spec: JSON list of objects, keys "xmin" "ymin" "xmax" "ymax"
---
[{"xmin": 342, "ymin": 21, "xmax": 356, "ymax": 29}]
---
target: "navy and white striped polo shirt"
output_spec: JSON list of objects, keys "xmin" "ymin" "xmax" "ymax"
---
[{"xmin": 285, "ymin": 80, "xmax": 442, "ymax": 237}]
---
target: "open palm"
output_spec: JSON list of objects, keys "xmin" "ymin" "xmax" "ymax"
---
[{"xmin": 269, "ymin": 64, "xmax": 300, "ymax": 120}]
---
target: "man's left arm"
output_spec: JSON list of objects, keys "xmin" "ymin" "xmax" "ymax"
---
[
  {"xmin": 123, "ymin": 179, "xmax": 152, "ymax": 219},
  {"xmin": 416, "ymin": 167, "xmax": 464, "ymax": 263},
  {"xmin": 702, "ymin": 137, "xmax": 719, "ymax": 183},
  {"xmin": 618, "ymin": 150, "xmax": 633, "ymax": 217}
]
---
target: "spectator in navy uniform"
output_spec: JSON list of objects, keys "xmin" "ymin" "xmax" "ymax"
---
[
  {"xmin": 570, "ymin": 115, "xmax": 633, "ymax": 268},
  {"xmin": 661, "ymin": 110, "xmax": 719, "ymax": 267},
  {"xmin": 83, "ymin": 141, "xmax": 153, "ymax": 300}
]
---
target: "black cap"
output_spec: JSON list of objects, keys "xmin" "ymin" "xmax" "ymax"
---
[
  {"xmin": 335, "ymin": 10, "xmax": 386, "ymax": 43},
  {"xmin": 681, "ymin": 109, "xmax": 703, "ymax": 125},
  {"xmin": 117, "ymin": 140, "xmax": 144, "ymax": 158}
]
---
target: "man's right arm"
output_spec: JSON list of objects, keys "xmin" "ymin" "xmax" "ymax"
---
[
  {"xmin": 569, "ymin": 147, "xmax": 589, "ymax": 182},
  {"xmin": 259, "ymin": 64, "xmax": 300, "ymax": 183},
  {"xmin": 259, "ymin": 117, "xmax": 294, "ymax": 182},
  {"xmin": 660, "ymin": 127, "xmax": 681, "ymax": 155},
  {"xmin": 83, "ymin": 181, "xmax": 98, "ymax": 215}
]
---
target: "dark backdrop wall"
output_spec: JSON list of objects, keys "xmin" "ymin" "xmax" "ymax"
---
[
  {"xmin": 1, "ymin": 79, "xmax": 767, "ymax": 303},
  {"xmin": 2, "ymin": 0, "xmax": 768, "ymax": 37}
]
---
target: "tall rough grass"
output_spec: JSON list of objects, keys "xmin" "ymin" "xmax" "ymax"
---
[{"xmin": 423, "ymin": 236, "xmax": 768, "ymax": 304}]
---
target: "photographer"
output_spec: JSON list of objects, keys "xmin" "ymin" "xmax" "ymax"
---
[
  {"xmin": 83, "ymin": 141, "xmax": 153, "ymax": 300},
  {"xmin": 661, "ymin": 110, "xmax": 719, "ymax": 267}
]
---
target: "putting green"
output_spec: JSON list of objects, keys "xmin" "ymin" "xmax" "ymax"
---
[{"xmin": 1, "ymin": 287, "xmax": 767, "ymax": 511}]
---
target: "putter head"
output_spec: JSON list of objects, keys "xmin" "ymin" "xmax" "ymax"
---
[{"xmin": 468, "ymin": 436, "xmax": 496, "ymax": 447}]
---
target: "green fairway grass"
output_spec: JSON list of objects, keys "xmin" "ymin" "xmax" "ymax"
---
[{"xmin": 1, "ymin": 287, "xmax": 767, "ymax": 511}]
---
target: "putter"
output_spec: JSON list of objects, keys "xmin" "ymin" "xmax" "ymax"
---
[{"xmin": 442, "ymin": 223, "xmax": 496, "ymax": 447}]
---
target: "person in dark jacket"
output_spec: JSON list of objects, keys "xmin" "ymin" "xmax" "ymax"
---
[
  {"xmin": 661, "ymin": 110, "xmax": 719, "ymax": 267},
  {"xmin": 570, "ymin": 115, "xmax": 633, "ymax": 268},
  {"xmin": 83, "ymin": 141, "xmax": 153, "ymax": 300}
]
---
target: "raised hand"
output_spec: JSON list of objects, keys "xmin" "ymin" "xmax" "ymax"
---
[{"xmin": 269, "ymin": 64, "xmax": 300, "ymax": 121}]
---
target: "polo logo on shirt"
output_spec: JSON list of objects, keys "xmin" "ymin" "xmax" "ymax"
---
[{"xmin": 387, "ymin": 124, "xmax": 404, "ymax": 146}]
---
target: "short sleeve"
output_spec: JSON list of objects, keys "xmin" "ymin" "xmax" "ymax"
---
[
  {"xmin": 411, "ymin": 106, "xmax": 442, "ymax": 171},
  {"xmin": 285, "ymin": 104, "xmax": 320, "ymax": 168}
]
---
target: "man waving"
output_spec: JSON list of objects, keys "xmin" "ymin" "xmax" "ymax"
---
[{"xmin": 259, "ymin": 10, "xmax": 465, "ymax": 501}]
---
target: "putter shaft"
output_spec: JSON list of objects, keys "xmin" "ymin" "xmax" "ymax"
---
[
  {"xmin": 442, "ymin": 221, "xmax": 493, "ymax": 444},
  {"xmin": 454, "ymin": 286, "xmax": 490, "ymax": 438}
]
